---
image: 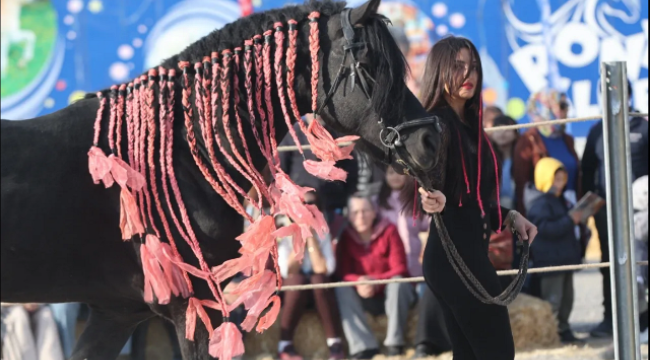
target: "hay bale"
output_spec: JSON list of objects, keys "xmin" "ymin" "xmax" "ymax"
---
[
  {"xmin": 244, "ymin": 294, "xmax": 558, "ymax": 358},
  {"xmin": 244, "ymin": 309, "xmax": 419, "ymax": 359},
  {"xmin": 508, "ymin": 294, "xmax": 560, "ymax": 349}
]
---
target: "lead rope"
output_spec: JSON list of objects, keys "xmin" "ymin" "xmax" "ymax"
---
[{"xmin": 433, "ymin": 212, "xmax": 529, "ymax": 305}]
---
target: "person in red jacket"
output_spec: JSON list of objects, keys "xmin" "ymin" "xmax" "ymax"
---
[{"xmin": 334, "ymin": 194, "xmax": 416, "ymax": 359}]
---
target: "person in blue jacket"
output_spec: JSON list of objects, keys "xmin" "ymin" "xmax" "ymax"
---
[{"xmin": 525, "ymin": 157, "xmax": 584, "ymax": 344}]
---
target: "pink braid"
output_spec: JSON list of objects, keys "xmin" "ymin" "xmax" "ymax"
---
[
  {"xmin": 157, "ymin": 67, "xmax": 194, "ymax": 293},
  {"xmin": 194, "ymin": 62, "xmax": 252, "ymax": 215},
  {"xmin": 232, "ymin": 48, "xmax": 270, "ymax": 207},
  {"xmin": 142, "ymin": 73, "xmax": 160, "ymax": 237},
  {"xmin": 132, "ymin": 80, "xmax": 146, "ymax": 221},
  {"xmin": 179, "ymin": 61, "xmax": 253, "ymax": 223},
  {"xmin": 476, "ymin": 96, "xmax": 485, "ymax": 217},
  {"xmin": 116, "ymin": 84, "xmax": 126, "ymax": 159},
  {"xmin": 92, "ymin": 92, "xmax": 106, "ymax": 146},
  {"xmin": 107, "ymin": 85, "xmax": 118, "ymax": 152},
  {"xmin": 177, "ymin": 61, "xmax": 232, "ymax": 317},
  {"xmin": 209, "ymin": 53, "xmax": 255, "ymax": 205},
  {"xmin": 253, "ymin": 35, "xmax": 274, "ymax": 169},
  {"xmin": 243, "ymin": 40, "xmax": 272, "ymax": 164},
  {"xmin": 126, "ymin": 83, "xmax": 135, "ymax": 167},
  {"xmin": 218, "ymin": 50, "xmax": 266, "ymax": 210},
  {"xmin": 263, "ymin": 31, "xmax": 281, "ymax": 165},
  {"xmin": 274, "ymin": 24, "xmax": 303, "ymax": 155},
  {"xmin": 308, "ymin": 12, "xmax": 321, "ymax": 113},
  {"xmin": 285, "ymin": 20, "xmax": 308, "ymax": 134},
  {"xmin": 456, "ymin": 127, "xmax": 471, "ymax": 207}
]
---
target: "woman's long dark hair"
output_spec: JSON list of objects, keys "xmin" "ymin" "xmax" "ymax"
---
[{"xmin": 402, "ymin": 36, "xmax": 498, "ymax": 214}]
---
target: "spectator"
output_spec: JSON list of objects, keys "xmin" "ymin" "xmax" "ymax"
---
[
  {"xmin": 633, "ymin": 175, "xmax": 648, "ymax": 344},
  {"xmin": 582, "ymin": 82, "xmax": 648, "ymax": 338},
  {"xmin": 514, "ymin": 89, "xmax": 582, "ymax": 217},
  {"xmin": 525, "ymin": 158, "xmax": 584, "ymax": 344},
  {"xmin": 375, "ymin": 167, "xmax": 450, "ymax": 358},
  {"xmin": 487, "ymin": 115, "xmax": 519, "ymax": 209},
  {"xmin": 276, "ymin": 190, "xmax": 343, "ymax": 360},
  {"xmin": 482, "ymin": 106, "xmax": 504, "ymax": 129},
  {"xmin": 1, "ymin": 304, "xmax": 64, "ymax": 360},
  {"xmin": 335, "ymin": 194, "xmax": 416, "ymax": 359},
  {"xmin": 279, "ymin": 115, "xmax": 358, "ymax": 221},
  {"xmin": 486, "ymin": 115, "xmax": 519, "ymax": 289},
  {"xmin": 377, "ymin": 166, "xmax": 429, "ymax": 279}
]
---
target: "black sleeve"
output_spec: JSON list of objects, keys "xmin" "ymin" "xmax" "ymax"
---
[
  {"xmin": 581, "ymin": 124, "xmax": 601, "ymax": 194},
  {"xmin": 489, "ymin": 203, "xmax": 512, "ymax": 232}
]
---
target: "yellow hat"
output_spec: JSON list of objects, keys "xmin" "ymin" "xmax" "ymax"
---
[{"xmin": 534, "ymin": 157, "xmax": 565, "ymax": 193}]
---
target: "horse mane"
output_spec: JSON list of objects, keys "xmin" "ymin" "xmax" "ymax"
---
[
  {"xmin": 161, "ymin": 0, "xmax": 346, "ymax": 67},
  {"xmin": 83, "ymin": 2, "xmax": 413, "ymax": 357}
]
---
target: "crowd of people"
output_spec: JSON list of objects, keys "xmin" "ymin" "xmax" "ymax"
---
[{"xmin": 2, "ymin": 39, "xmax": 648, "ymax": 360}]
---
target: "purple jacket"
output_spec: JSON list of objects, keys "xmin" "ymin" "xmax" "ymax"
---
[{"xmin": 378, "ymin": 191, "xmax": 430, "ymax": 277}]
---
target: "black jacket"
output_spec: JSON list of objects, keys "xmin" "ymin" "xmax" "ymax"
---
[
  {"xmin": 582, "ymin": 113, "xmax": 648, "ymax": 197},
  {"xmin": 525, "ymin": 185, "xmax": 581, "ymax": 270}
]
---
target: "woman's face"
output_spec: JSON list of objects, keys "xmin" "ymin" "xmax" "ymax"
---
[
  {"xmin": 489, "ymin": 129, "xmax": 517, "ymax": 147},
  {"xmin": 451, "ymin": 48, "xmax": 479, "ymax": 101},
  {"xmin": 385, "ymin": 166, "xmax": 407, "ymax": 191},
  {"xmin": 348, "ymin": 197, "xmax": 377, "ymax": 235}
]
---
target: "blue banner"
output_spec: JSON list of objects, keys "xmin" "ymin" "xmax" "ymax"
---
[{"xmin": 1, "ymin": 0, "xmax": 647, "ymax": 138}]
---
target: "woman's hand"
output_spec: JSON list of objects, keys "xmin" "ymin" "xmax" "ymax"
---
[
  {"xmin": 419, "ymin": 188, "xmax": 446, "ymax": 214},
  {"xmin": 508, "ymin": 212, "xmax": 538, "ymax": 244}
]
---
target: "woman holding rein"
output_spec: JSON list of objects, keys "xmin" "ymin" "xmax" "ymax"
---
[{"xmin": 412, "ymin": 37, "xmax": 538, "ymax": 359}]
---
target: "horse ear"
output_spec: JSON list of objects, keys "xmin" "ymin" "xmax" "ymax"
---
[{"xmin": 350, "ymin": 0, "xmax": 381, "ymax": 26}]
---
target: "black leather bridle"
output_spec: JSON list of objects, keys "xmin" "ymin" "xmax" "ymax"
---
[{"xmin": 313, "ymin": 8, "xmax": 442, "ymax": 184}]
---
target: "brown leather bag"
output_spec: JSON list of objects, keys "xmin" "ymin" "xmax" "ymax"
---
[{"xmin": 488, "ymin": 229, "xmax": 514, "ymax": 270}]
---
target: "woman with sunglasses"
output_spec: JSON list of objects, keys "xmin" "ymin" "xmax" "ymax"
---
[{"xmin": 407, "ymin": 37, "xmax": 538, "ymax": 359}]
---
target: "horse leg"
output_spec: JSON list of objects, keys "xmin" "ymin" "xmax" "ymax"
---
[
  {"xmin": 165, "ymin": 301, "xmax": 215, "ymax": 360},
  {"xmin": 71, "ymin": 304, "xmax": 153, "ymax": 360}
]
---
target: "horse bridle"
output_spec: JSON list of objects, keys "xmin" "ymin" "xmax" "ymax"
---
[{"xmin": 313, "ymin": 8, "xmax": 442, "ymax": 184}]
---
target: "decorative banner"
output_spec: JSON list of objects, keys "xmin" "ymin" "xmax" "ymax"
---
[{"xmin": 1, "ymin": 0, "xmax": 647, "ymax": 139}]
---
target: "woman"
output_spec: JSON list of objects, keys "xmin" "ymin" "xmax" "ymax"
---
[
  {"xmin": 276, "ymin": 190, "xmax": 343, "ymax": 360},
  {"xmin": 377, "ymin": 166, "xmax": 429, "ymax": 280},
  {"xmin": 414, "ymin": 37, "xmax": 538, "ymax": 359},
  {"xmin": 485, "ymin": 115, "xmax": 519, "ymax": 289},
  {"xmin": 514, "ymin": 90, "xmax": 582, "ymax": 216},
  {"xmin": 335, "ymin": 194, "xmax": 415, "ymax": 359}
]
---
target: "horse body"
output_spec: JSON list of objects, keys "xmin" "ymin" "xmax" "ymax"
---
[{"xmin": 1, "ymin": 1, "xmax": 440, "ymax": 358}]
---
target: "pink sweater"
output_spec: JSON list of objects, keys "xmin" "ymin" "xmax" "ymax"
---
[{"xmin": 378, "ymin": 191, "xmax": 430, "ymax": 277}]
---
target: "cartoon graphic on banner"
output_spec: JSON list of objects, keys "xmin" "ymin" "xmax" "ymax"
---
[
  {"xmin": 0, "ymin": 0, "xmax": 647, "ymax": 139},
  {"xmin": 1, "ymin": 0, "xmax": 63, "ymax": 120}
]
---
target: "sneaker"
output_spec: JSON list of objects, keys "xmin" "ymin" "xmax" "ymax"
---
[
  {"xmin": 590, "ymin": 320, "xmax": 613, "ymax": 338},
  {"xmin": 411, "ymin": 343, "xmax": 445, "ymax": 359},
  {"xmin": 350, "ymin": 349, "xmax": 380, "ymax": 360},
  {"xmin": 559, "ymin": 330, "xmax": 586, "ymax": 344},
  {"xmin": 328, "ymin": 342, "xmax": 345, "ymax": 360},
  {"xmin": 279, "ymin": 345, "xmax": 303, "ymax": 360},
  {"xmin": 385, "ymin": 346, "xmax": 405, "ymax": 357}
]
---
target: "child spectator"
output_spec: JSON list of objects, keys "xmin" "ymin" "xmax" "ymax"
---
[
  {"xmin": 276, "ymin": 190, "xmax": 343, "ymax": 360},
  {"xmin": 525, "ymin": 158, "xmax": 584, "ymax": 344}
]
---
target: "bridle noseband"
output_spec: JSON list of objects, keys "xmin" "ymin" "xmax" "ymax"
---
[{"xmin": 313, "ymin": 8, "xmax": 442, "ymax": 183}]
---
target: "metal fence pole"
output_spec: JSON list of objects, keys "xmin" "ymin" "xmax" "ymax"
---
[{"xmin": 601, "ymin": 61, "xmax": 640, "ymax": 360}]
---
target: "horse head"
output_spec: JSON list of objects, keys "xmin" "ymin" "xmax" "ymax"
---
[{"xmin": 293, "ymin": 0, "xmax": 442, "ymax": 178}]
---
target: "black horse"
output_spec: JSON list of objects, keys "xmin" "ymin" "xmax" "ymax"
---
[{"xmin": 1, "ymin": 0, "xmax": 440, "ymax": 358}]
